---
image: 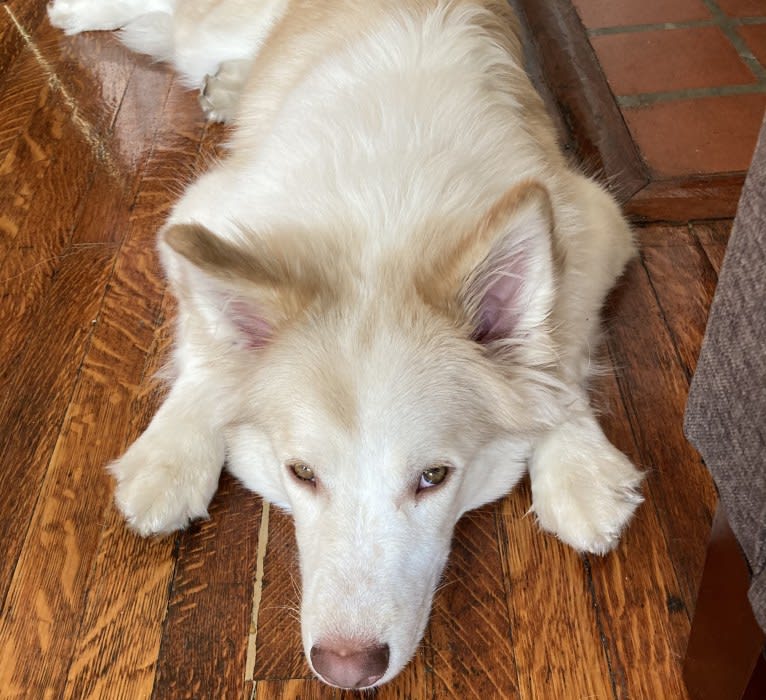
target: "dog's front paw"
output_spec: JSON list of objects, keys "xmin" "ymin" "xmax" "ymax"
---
[
  {"xmin": 530, "ymin": 437, "xmax": 644, "ymax": 555},
  {"xmin": 198, "ymin": 59, "xmax": 250, "ymax": 123},
  {"xmin": 109, "ymin": 431, "xmax": 224, "ymax": 537}
]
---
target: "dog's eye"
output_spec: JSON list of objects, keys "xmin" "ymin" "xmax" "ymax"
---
[
  {"xmin": 418, "ymin": 464, "xmax": 449, "ymax": 492},
  {"xmin": 288, "ymin": 460, "xmax": 316, "ymax": 484}
]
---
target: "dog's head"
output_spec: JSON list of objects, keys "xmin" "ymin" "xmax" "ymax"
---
[{"xmin": 162, "ymin": 180, "xmax": 563, "ymax": 688}]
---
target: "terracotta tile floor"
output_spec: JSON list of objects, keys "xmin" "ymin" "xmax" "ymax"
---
[{"xmin": 572, "ymin": 0, "xmax": 766, "ymax": 178}]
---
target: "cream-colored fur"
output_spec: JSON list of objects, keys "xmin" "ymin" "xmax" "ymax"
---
[{"xmin": 49, "ymin": 0, "xmax": 643, "ymax": 689}]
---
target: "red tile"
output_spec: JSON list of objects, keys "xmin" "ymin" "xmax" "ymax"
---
[
  {"xmin": 739, "ymin": 24, "xmax": 766, "ymax": 67},
  {"xmin": 623, "ymin": 94, "xmax": 766, "ymax": 177},
  {"xmin": 590, "ymin": 27, "xmax": 756, "ymax": 95},
  {"xmin": 717, "ymin": 0, "xmax": 766, "ymax": 17},
  {"xmin": 572, "ymin": 0, "xmax": 710, "ymax": 29}
]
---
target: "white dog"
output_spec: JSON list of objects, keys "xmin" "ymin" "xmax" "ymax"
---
[{"xmin": 49, "ymin": 0, "xmax": 643, "ymax": 689}]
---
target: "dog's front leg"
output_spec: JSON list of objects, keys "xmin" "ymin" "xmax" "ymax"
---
[
  {"xmin": 528, "ymin": 395, "xmax": 644, "ymax": 555},
  {"xmin": 110, "ymin": 375, "xmax": 226, "ymax": 536}
]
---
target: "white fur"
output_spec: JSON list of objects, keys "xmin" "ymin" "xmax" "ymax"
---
[{"xmin": 49, "ymin": 0, "xmax": 643, "ymax": 689}]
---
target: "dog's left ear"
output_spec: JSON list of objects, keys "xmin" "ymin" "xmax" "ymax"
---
[
  {"xmin": 462, "ymin": 180, "xmax": 557, "ymax": 344},
  {"xmin": 423, "ymin": 180, "xmax": 557, "ymax": 346}
]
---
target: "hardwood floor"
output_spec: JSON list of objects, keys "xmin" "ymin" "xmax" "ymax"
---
[{"xmin": 0, "ymin": 3, "xmax": 723, "ymax": 698}]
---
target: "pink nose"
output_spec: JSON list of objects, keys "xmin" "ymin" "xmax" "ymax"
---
[{"xmin": 310, "ymin": 640, "xmax": 390, "ymax": 688}]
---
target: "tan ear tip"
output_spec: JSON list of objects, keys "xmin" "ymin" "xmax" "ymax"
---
[
  {"xmin": 516, "ymin": 179, "xmax": 550, "ymax": 205},
  {"xmin": 161, "ymin": 224, "xmax": 183, "ymax": 251},
  {"xmin": 515, "ymin": 179, "xmax": 554, "ymax": 223},
  {"xmin": 161, "ymin": 222, "xmax": 213, "ymax": 260}
]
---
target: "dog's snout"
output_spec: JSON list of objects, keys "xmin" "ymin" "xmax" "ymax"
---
[{"xmin": 310, "ymin": 640, "xmax": 390, "ymax": 688}]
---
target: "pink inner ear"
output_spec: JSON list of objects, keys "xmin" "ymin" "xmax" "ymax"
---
[
  {"xmin": 472, "ymin": 256, "xmax": 527, "ymax": 343},
  {"xmin": 228, "ymin": 299, "xmax": 274, "ymax": 349}
]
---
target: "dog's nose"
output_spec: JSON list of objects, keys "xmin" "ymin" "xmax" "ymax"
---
[{"xmin": 310, "ymin": 640, "xmax": 390, "ymax": 688}]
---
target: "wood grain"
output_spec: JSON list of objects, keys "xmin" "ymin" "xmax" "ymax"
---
[
  {"xmin": 0, "ymin": 23, "xmax": 156, "ymax": 607},
  {"xmin": 606, "ymin": 260, "xmax": 717, "ymax": 607},
  {"xmin": 253, "ymin": 679, "xmax": 332, "ymax": 700},
  {"xmin": 151, "ymin": 474, "xmax": 263, "ymax": 700},
  {"xmin": 430, "ymin": 505, "xmax": 520, "ymax": 699},
  {"xmin": 248, "ymin": 508, "xmax": 308, "ymax": 681},
  {"xmin": 587, "ymin": 366, "xmax": 692, "ymax": 700},
  {"xmin": 693, "ymin": 221, "xmax": 731, "ymax": 276},
  {"xmin": 61, "ymin": 84, "xmax": 218, "ymax": 700},
  {"xmin": 60, "ymin": 292, "xmax": 176, "ymax": 700},
  {"xmin": 497, "ymin": 483, "xmax": 616, "ymax": 699},
  {"xmin": 625, "ymin": 175, "xmax": 744, "ymax": 224},
  {"xmin": 641, "ymin": 227, "xmax": 719, "ymax": 379}
]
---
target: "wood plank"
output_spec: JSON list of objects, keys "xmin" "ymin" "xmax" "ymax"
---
[
  {"xmin": 248, "ymin": 508, "xmax": 308, "ymax": 680},
  {"xmin": 0, "ymin": 235, "xmax": 155, "ymax": 697},
  {"xmin": 605, "ymin": 259, "xmax": 717, "ymax": 607},
  {"xmin": 150, "ymin": 474, "xmax": 263, "ymax": 700},
  {"xmin": 693, "ymin": 221, "xmax": 731, "ymax": 276},
  {"xmin": 637, "ymin": 223, "xmax": 696, "ymax": 249},
  {"xmin": 59, "ymin": 85, "xmax": 215, "ymax": 700},
  {"xmin": 0, "ymin": 25, "xmax": 59, "ymax": 187},
  {"xmin": 429, "ymin": 505, "xmax": 520, "ymax": 699},
  {"xmin": 497, "ymin": 483, "xmax": 616, "ymax": 700},
  {"xmin": 641, "ymin": 226, "xmax": 718, "ymax": 379},
  {"xmin": 586, "ymin": 365, "xmax": 692, "ymax": 700},
  {"xmin": 0, "ymin": 244, "xmax": 117, "ymax": 605},
  {"xmin": 625, "ymin": 175, "xmax": 744, "ymax": 224},
  {"xmin": 0, "ymin": 72, "xmax": 202, "ymax": 698},
  {"xmin": 253, "ymin": 679, "xmax": 330, "ymax": 700},
  {"xmin": 0, "ymin": 45, "xmax": 171, "ymax": 610},
  {"xmin": 61, "ymin": 299, "xmax": 177, "ymax": 700}
]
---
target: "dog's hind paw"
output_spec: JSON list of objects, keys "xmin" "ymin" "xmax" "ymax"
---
[
  {"xmin": 199, "ymin": 59, "xmax": 250, "ymax": 123},
  {"xmin": 48, "ymin": 0, "xmax": 127, "ymax": 34},
  {"xmin": 109, "ymin": 431, "xmax": 224, "ymax": 537}
]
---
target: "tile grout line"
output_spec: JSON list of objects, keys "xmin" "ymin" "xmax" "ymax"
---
[
  {"xmin": 587, "ymin": 16, "xmax": 766, "ymax": 36},
  {"xmin": 588, "ymin": 19, "xmax": 716, "ymax": 36},
  {"xmin": 700, "ymin": 0, "xmax": 766, "ymax": 80},
  {"xmin": 617, "ymin": 82, "xmax": 766, "ymax": 108},
  {"xmin": 582, "ymin": 2, "xmax": 766, "ymax": 107},
  {"xmin": 245, "ymin": 500, "xmax": 271, "ymax": 683}
]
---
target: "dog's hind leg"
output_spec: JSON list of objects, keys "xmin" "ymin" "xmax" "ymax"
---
[
  {"xmin": 48, "ymin": 0, "xmax": 176, "ymax": 36},
  {"xmin": 109, "ymin": 375, "xmax": 226, "ymax": 537},
  {"xmin": 528, "ymin": 396, "xmax": 644, "ymax": 555}
]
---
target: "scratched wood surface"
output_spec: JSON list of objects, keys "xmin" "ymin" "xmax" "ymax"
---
[{"xmin": 0, "ymin": 4, "xmax": 725, "ymax": 699}]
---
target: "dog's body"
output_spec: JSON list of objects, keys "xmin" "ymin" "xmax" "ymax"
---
[{"xmin": 50, "ymin": 0, "xmax": 643, "ymax": 689}]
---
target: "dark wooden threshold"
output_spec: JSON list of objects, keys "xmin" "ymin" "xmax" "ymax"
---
[
  {"xmin": 511, "ymin": 0, "xmax": 744, "ymax": 223},
  {"xmin": 683, "ymin": 502, "xmax": 766, "ymax": 700}
]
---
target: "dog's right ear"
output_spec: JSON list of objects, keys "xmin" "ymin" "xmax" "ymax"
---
[{"xmin": 161, "ymin": 223, "xmax": 321, "ymax": 348}]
